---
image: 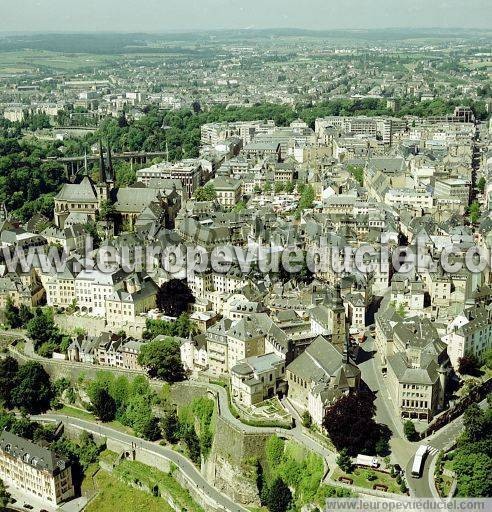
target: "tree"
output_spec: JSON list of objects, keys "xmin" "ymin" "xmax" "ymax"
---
[
  {"xmin": 458, "ymin": 355, "xmax": 480, "ymax": 376},
  {"xmin": 137, "ymin": 336, "xmax": 185, "ymax": 382},
  {"xmin": 477, "ymin": 177, "xmax": 486, "ymax": 194},
  {"xmin": 484, "ymin": 349, "xmax": 492, "ymax": 371},
  {"xmin": 26, "ymin": 309, "xmax": 60, "ymax": 351},
  {"xmin": 375, "ymin": 437, "xmax": 390, "ymax": 456},
  {"xmin": 285, "ymin": 181, "xmax": 295, "ymax": 193},
  {"xmin": 453, "ymin": 452, "xmax": 492, "ymax": 497},
  {"xmin": 98, "ymin": 199, "xmax": 116, "ymax": 221},
  {"xmin": 323, "ymin": 392, "xmax": 385, "ymax": 455},
  {"xmin": 462, "ymin": 404, "xmax": 486, "ymax": 442},
  {"xmin": 274, "ymin": 181, "xmax": 284, "ymax": 193},
  {"xmin": 467, "ymin": 201, "xmax": 481, "ymax": 224},
  {"xmin": 141, "ymin": 416, "xmax": 161, "ymax": 441},
  {"xmin": 88, "ymin": 386, "xmax": 116, "ymax": 422},
  {"xmin": 265, "ymin": 436, "xmax": 284, "ymax": 467},
  {"xmin": 4, "ymin": 297, "xmax": 21, "ymax": 328},
  {"xmin": 11, "ymin": 362, "xmax": 53, "ymax": 414},
  {"xmin": 0, "ymin": 356, "xmax": 19, "ymax": 408},
  {"xmin": 161, "ymin": 409, "xmax": 180, "ymax": 444},
  {"xmin": 194, "ymin": 183, "xmax": 216, "ymax": 201},
  {"xmin": 296, "ymin": 183, "xmax": 315, "ymax": 218},
  {"xmin": 404, "ymin": 420, "xmax": 418, "ymax": 441},
  {"xmin": 263, "ymin": 181, "xmax": 272, "ymax": 193},
  {"xmin": 265, "ymin": 477, "xmax": 292, "ymax": 512},
  {"xmin": 182, "ymin": 425, "xmax": 201, "ymax": 465},
  {"xmin": 233, "ymin": 200, "xmax": 247, "ymax": 212},
  {"xmin": 124, "ymin": 394, "xmax": 158, "ymax": 439},
  {"xmin": 0, "ymin": 478, "xmax": 10, "ymax": 509},
  {"xmin": 399, "ymin": 479, "xmax": 408, "ymax": 494},
  {"xmin": 302, "ymin": 410, "xmax": 312, "ymax": 429},
  {"xmin": 337, "ymin": 448, "xmax": 353, "ymax": 473},
  {"xmin": 156, "ymin": 279, "xmax": 195, "ymax": 317},
  {"xmin": 77, "ymin": 431, "xmax": 103, "ymax": 470},
  {"xmin": 18, "ymin": 304, "xmax": 33, "ymax": 325},
  {"xmin": 347, "ymin": 164, "xmax": 364, "ymax": 186}
]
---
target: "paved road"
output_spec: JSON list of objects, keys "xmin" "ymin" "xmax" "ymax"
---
[
  {"xmin": 172, "ymin": 380, "xmax": 338, "ymax": 467},
  {"xmin": 408, "ymin": 398, "xmax": 488, "ymax": 498},
  {"xmin": 358, "ymin": 337, "xmax": 405, "ymax": 439},
  {"xmin": 32, "ymin": 414, "xmax": 248, "ymax": 512}
]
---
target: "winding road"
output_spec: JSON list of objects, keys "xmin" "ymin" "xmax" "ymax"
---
[
  {"xmin": 32, "ymin": 413, "xmax": 249, "ymax": 512},
  {"xmin": 8, "ymin": 327, "xmax": 477, "ymax": 502}
]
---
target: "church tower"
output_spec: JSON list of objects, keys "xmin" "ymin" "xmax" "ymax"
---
[
  {"xmin": 96, "ymin": 140, "xmax": 115, "ymax": 206},
  {"xmin": 328, "ymin": 283, "xmax": 346, "ymax": 350}
]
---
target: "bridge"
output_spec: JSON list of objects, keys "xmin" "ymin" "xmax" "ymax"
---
[{"xmin": 44, "ymin": 151, "xmax": 169, "ymax": 177}]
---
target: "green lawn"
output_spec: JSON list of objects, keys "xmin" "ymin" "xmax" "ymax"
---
[
  {"xmin": 83, "ymin": 467, "xmax": 174, "ymax": 512},
  {"xmin": 332, "ymin": 467, "xmax": 403, "ymax": 494},
  {"xmin": 58, "ymin": 405, "xmax": 95, "ymax": 421},
  {"xmin": 114, "ymin": 459, "xmax": 205, "ymax": 512},
  {"xmin": 57, "ymin": 405, "xmax": 134, "ymax": 434}
]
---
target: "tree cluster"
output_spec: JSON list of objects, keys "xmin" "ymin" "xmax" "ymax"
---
[
  {"xmin": 138, "ymin": 336, "xmax": 185, "ymax": 382},
  {"xmin": 156, "ymin": 279, "xmax": 195, "ymax": 318},
  {"xmin": 450, "ymin": 401, "xmax": 492, "ymax": 497},
  {"xmin": 161, "ymin": 397, "xmax": 215, "ymax": 465},
  {"xmin": 143, "ymin": 313, "xmax": 195, "ymax": 340},
  {"xmin": 0, "ymin": 137, "xmax": 65, "ymax": 221},
  {"xmin": 86, "ymin": 373, "xmax": 161, "ymax": 440},
  {"xmin": 256, "ymin": 435, "xmax": 337, "ymax": 511},
  {"xmin": 194, "ymin": 183, "xmax": 216, "ymax": 201},
  {"xmin": 322, "ymin": 391, "xmax": 391, "ymax": 456},
  {"xmin": 0, "ymin": 357, "xmax": 54, "ymax": 414},
  {"xmin": 26, "ymin": 308, "xmax": 71, "ymax": 357}
]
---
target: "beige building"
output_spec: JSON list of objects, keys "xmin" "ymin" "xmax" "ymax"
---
[
  {"xmin": 443, "ymin": 305, "xmax": 492, "ymax": 371},
  {"xmin": 226, "ymin": 316, "xmax": 265, "ymax": 370},
  {"xmin": 231, "ymin": 352, "xmax": 286, "ymax": 406},
  {"xmin": 207, "ymin": 176, "xmax": 242, "ymax": 208},
  {"xmin": 0, "ymin": 431, "xmax": 75, "ymax": 506},
  {"xmin": 205, "ymin": 318, "xmax": 232, "ymax": 376},
  {"xmin": 385, "ymin": 317, "xmax": 451, "ymax": 421},
  {"xmin": 105, "ymin": 275, "xmax": 158, "ymax": 328}
]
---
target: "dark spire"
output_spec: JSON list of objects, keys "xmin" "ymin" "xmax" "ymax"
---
[
  {"xmin": 343, "ymin": 318, "xmax": 349, "ymax": 364},
  {"xmin": 83, "ymin": 151, "xmax": 89, "ymax": 176},
  {"xmin": 98, "ymin": 139, "xmax": 106, "ymax": 183},
  {"xmin": 106, "ymin": 142, "xmax": 114, "ymax": 183}
]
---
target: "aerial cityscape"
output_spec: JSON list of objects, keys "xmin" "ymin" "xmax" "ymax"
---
[{"xmin": 0, "ymin": 2, "xmax": 491, "ymax": 512}]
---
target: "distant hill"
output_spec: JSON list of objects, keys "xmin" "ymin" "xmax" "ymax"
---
[{"xmin": 0, "ymin": 28, "xmax": 490, "ymax": 55}]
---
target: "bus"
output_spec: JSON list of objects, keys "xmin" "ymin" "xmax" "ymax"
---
[
  {"xmin": 411, "ymin": 445, "xmax": 430, "ymax": 478},
  {"xmin": 355, "ymin": 454, "xmax": 379, "ymax": 468}
]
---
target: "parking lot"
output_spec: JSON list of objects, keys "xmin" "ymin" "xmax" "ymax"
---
[{"xmin": 5, "ymin": 485, "xmax": 87, "ymax": 512}]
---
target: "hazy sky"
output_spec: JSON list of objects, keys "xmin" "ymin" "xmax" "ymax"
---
[{"xmin": 0, "ymin": 0, "xmax": 490, "ymax": 33}]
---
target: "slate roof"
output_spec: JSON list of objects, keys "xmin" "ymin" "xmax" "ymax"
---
[
  {"xmin": 0, "ymin": 431, "xmax": 70, "ymax": 475},
  {"xmin": 55, "ymin": 176, "xmax": 98, "ymax": 202},
  {"xmin": 287, "ymin": 335, "xmax": 360, "ymax": 384},
  {"xmin": 114, "ymin": 188, "xmax": 161, "ymax": 214}
]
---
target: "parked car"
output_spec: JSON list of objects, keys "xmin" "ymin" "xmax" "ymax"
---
[{"xmin": 23, "ymin": 504, "xmax": 33, "ymax": 510}]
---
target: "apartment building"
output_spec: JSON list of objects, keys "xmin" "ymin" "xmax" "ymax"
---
[
  {"xmin": 136, "ymin": 159, "xmax": 202, "ymax": 197},
  {"xmin": 434, "ymin": 178, "xmax": 470, "ymax": 205},
  {"xmin": 0, "ymin": 431, "xmax": 74, "ymax": 506},
  {"xmin": 384, "ymin": 317, "xmax": 450, "ymax": 421},
  {"xmin": 208, "ymin": 176, "xmax": 242, "ymax": 208},
  {"xmin": 443, "ymin": 305, "xmax": 492, "ymax": 370}
]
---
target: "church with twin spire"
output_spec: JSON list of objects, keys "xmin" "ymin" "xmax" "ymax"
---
[
  {"xmin": 53, "ymin": 142, "xmax": 181, "ymax": 232},
  {"xmin": 54, "ymin": 141, "xmax": 115, "ymax": 228}
]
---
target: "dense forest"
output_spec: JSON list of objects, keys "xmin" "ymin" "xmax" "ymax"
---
[{"xmin": 0, "ymin": 97, "xmax": 488, "ymax": 221}]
